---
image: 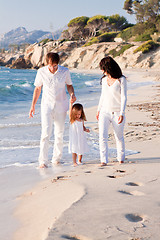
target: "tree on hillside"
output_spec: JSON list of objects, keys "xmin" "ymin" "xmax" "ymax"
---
[
  {"xmin": 124, "ymin": 0, "xmax": 160, "ymax": 23},
  {"xmin": 85, "ymin": 15, "xmax": 108, "ymax": 37},
  {"xmin": 107, "ymin": 14, "xmax": 129, "ymax": 31},
  {"xmin": 66, "ymin": 16, "xmax": 89, "ymax": 40}
]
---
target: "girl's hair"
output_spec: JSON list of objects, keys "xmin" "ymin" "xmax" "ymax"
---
[
  {"xmin": 99, "ymin": 56, "xmax": 122, "ymax": 84},
  {"xmin": 70, "ymin": 103, "xmax": 86, "ymax": 124}
]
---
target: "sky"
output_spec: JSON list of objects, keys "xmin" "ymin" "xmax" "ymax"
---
[{"xmin": 0, "ymin": 0, "xmax": 136, "ymax": 35}]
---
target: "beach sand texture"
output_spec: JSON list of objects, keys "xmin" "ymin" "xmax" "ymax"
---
[{"xmin": 14, "ymin": 69, "xmax": 160, "ymax": 240}]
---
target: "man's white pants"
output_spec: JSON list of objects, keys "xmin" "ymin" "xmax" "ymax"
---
[
  {"xmin": 38, "ymin": 105, "xmax": 66, "ymax": 165},
  {"xmin": 99, "ymin": 111, "xmax": 125, "ymax": 163}
]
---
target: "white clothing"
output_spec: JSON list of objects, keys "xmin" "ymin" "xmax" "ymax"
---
[
  {"xmin": 99, "ymin": 111, "xmax": 125, "ymax": 163},
  {"xmin": 34, "ymin": 65, "xmax": 72, "ymax": 165},
  {"xmin": 69, "ymin": 120, "xmax": 89, "ymax": 155},
  {"xmin": 39, "ymin": 107, "xmax": 66, "ymax": 165},
  {"xmin": 98, "ymin": 76, "xmax": 127, "ymax": 116},
  {"xmin": 98, "ymin": 75, "xmax": 127, "ymax": 163},
  {"xmin": 34, "ymin": 65, "xmax": 72, "ymax": 112}
]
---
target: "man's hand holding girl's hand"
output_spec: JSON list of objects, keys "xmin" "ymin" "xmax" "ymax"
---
[{"xmin": 70, "ymin": 93, "xmax": 76, "ymax": 104}]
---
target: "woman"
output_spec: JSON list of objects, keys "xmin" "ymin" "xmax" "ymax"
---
[{"xmin": 96, "ymin": 56, "xmax": 127, "ymax": 166}]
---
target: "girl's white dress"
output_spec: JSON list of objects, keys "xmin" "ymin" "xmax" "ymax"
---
[{"xmin": 69, "ymin": 120, "xmax": 89, "ymax": 155}]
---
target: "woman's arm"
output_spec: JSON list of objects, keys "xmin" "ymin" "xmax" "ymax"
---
[
  {"xmin": 118, "ymin": 76, "xmax": 127, "ymax": 124},
  {"xmin": 120, "ymin": 76, "xmax": 127, "ymax": 116}
]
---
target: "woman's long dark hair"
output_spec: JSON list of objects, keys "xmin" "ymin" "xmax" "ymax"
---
[{"xmin": 99, "ymin": 56, "xmax": 122, "ymax": 84}]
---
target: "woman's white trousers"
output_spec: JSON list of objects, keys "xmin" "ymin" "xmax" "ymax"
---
[{"xmin": 99, "ymin": 111, "xmax": 125, "ymax": 163}]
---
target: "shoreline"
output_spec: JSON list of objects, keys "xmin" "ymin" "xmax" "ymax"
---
[{"xmin": 5, "ymin": 68, "xmax": 160, "ymax": 239}]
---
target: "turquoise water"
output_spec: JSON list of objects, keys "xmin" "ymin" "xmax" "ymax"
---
[{"xmin": 0, "ymin": 67, "xmax": 102, "ymax": 168}]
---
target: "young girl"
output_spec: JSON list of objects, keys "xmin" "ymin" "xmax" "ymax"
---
[{"xmin": 69, "ymin": 94, "xmax": 90, "ymax": 166}]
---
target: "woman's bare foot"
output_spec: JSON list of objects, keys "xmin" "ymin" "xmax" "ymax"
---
[
  {"xmin": 73, "ymin": 162, "xmax": 78, "ymax": 167},
  {"xmin": 39, "ymin": 164, "xmax": 48, "ymax": 168}
]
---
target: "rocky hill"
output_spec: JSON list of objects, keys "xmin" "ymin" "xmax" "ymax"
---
[
  {"xmin": 0, "ymin": 39, "xmax": 160, "ymax": 71},
  {"xmin": 0, "ymin": 27, "xmax": 62, "ymax": 48}
]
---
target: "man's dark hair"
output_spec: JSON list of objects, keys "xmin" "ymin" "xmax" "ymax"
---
[
  {"xmin": 99, "ymin": 56, "xmax": 122, "ymax": 79},
  {"xmin": 46, "ymin": 52, "xmax": 60, "ymax": 64}
]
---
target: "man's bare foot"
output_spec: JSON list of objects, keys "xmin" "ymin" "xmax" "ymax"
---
[
  {"xmin": 73, "ymin": 162, "xmax": 78, "ymax": 167},
  {"xmin": 100, "ymin": 162, "xmax": 107, "ymax": 167},
  {"xmin": 39, "ymin": 164, "xmax": 48, "ymax": 168},
  {"xmin": 119, "ymin": 161, "xmax": 124, "ymax": 164}
]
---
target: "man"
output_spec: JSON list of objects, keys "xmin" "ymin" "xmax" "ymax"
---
[{"xmin": 29, "ymin": 52, "xmax": 76, "ymax": 168}]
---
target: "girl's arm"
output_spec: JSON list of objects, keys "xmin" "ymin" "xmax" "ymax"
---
[{"xmin": 83, "ymin": 121, "xmax": 90, "ymax": 133}]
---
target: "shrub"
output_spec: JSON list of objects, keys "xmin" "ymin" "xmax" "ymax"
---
[
  {"xmin": 118, "ymin": 27, "xmax": 134, "ymax": 41},
  {"xmin": 98, "ymin": 32, "xmax": 118, "ymax": 42},
  {"xmin": 135, "ymin": 34, "xmax": 152, "ymax": 42},
  {"xmin": 134, "ymin": 40, "xmax": 159, "ymax": 54},
  {"xmin": 39, "ymin": 39, "xmax": 52, "ymax": 45},
  {"xmin": 109, "ymin": 44, "xmax": 133, "ymax": 57},
  {"xmin": 83, "ymin": 37, "xmax": 99, "ymax": 46}
]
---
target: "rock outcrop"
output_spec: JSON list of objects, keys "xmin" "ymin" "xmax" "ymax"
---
[{"xmin": 0, "ymin": 40, "xmax": 160, "ymax": 70}]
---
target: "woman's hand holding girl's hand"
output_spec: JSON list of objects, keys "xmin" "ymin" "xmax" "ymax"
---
[
  {"xmin": 96, "ymin": 111, "xmax": 100, "ymax": 121},
  {"xmin": 118, "ymin": 115, "xmax": 123, "ymax": 124}
]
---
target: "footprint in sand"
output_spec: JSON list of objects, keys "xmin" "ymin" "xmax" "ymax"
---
[
  {"xmin": 108, "ymin": 175, "xmax": 123, "ymax": 178},
  {"xmin": 118, "ymin": 190, "xmax": 145, "ymax": 196},
  {"xmin": 61, "ymin": 234, "xmax": 91, "ymax": 240},
  {"xmin": 125, "ymin": 213, "xmax": 144, "ymax": 223},
  {"xmin": 51, "ymin": 175, "xmax": 71, "ymax": 183},
  {"xmin": 108, "ymin": 169, "xmax": 126, "ymax": 178},
  {"xmin": 126, "ymin": 182, "xmax": 143, "ymax": 186}
]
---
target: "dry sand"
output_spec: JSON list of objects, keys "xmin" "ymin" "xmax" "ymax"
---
[{"xmin": 14, "ymin": 69, "xmax": 160, "ymax": 240}]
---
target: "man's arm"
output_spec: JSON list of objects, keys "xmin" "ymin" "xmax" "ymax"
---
[
  {"xmin": 29, "ymin": 86, "xmax": 42, "ymax": 118},
  {"xmin": 66, "ymin": 84, "xmax": 76, "ymax": 103}
]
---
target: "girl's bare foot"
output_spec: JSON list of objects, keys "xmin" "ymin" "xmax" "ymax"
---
[
  {"xmin": 39, "ymin": 164, "xmax": 48, "ymax": 168},
  {"xmin": 73, "ymin": 162, "xmax": 78, "ymax": 167},
  {"xmin": 78, "ymin": 161, "xmax": 83, "ymax": 165}
]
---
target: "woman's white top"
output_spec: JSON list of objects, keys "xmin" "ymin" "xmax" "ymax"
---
[
  {"xmin": 98, "ymin": 75, "xmax": 127, "ymax": 115},
  {"xmin": 69, "ymin": 120, "xmax": 89, "ymax": 155}
]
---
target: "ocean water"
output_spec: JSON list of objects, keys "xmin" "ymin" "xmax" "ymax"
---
[
  {"xmin": 0, "ymin": 67, "xmax": 102, "ymax": 169},
  {"xmin": 0, "ymin": 67, "xmax": 146, "ymax": 169}
]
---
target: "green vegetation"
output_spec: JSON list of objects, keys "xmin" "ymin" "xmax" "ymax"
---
[
  {"xmin": 118, "ymin": 21, "xmax": 158, "ymax": 41},
  {"xmin": 98, "ymin": 32, "xmax": 118, "ymax": 42},
  {"xmin": 109, "ymin": 44, "xmax": 133, "ymax": 57},
  {"xmin": 84, "ymin": 32, "xmax": 118, "ymax": 46},
  {"xmin": 134, "ymin": 40, "xmax": 159, "ymax": 54},
  {"xmin": 39, "ymin": 38, "xmax": 53, "ymax": 45},
  {"xmin": 124, "ymin": 0, "xmax": 160, "ymax": 23},
  {"xmin": 135, "ymin": 34, "xmax": 152, "ymax": 42},
  {"xmin": 87, "ymin": 15, "xmax": 108, "ymax": 24},
  {"xmin": 68, "ymin": 16, "xmax": 89, "ymax": 27},
  {"xmin": 83, "ymin": 37, "xmax": 99, "ymax": 46}
]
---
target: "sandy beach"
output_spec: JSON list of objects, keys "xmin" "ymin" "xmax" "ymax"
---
[{"xmin": 13, "ymin": 69, "xmax": 160, "ymax": 240}]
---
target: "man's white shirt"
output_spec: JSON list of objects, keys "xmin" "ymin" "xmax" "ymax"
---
[{"xmin": 34, "ymin": 65, "xmax": 72, "ymax": 112}]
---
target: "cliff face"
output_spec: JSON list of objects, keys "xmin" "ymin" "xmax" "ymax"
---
[{"xmin": 1, "ymin": 40, "xmax": 160, "ymax": 70}]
